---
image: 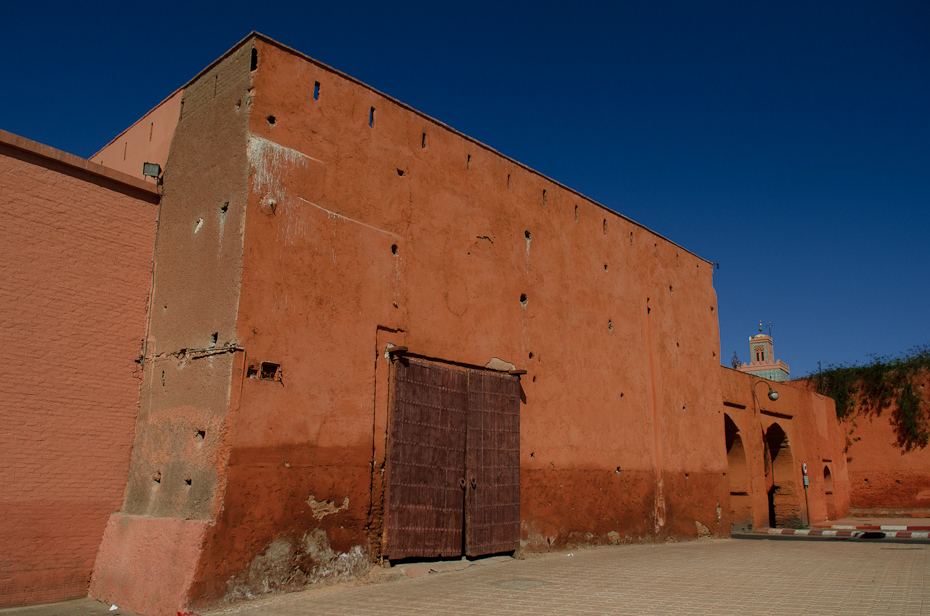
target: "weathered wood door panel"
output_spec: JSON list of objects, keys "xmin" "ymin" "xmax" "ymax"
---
[
  {"xmin": 385, "ymin": 358, "xmax": 520, "ymax": 560},
  {"xmin": 385, "ymin": 359, "xmax": 467, "ymax": 560},
  {"xmin": 465, "ymin": 369, "xmax": 521, "ymax": 556}
]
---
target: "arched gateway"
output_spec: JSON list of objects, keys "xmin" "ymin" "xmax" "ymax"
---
[{"xmin": 764, "ymin": 423, "xmax": 802, "ymax": 528}]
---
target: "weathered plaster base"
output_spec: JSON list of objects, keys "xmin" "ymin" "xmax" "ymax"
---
[
  {"xmin": 186, "ymin": 445, "xmax": 371, "ymax": 606},
  {"xmin": 519, "ymin": 469, "xmax": 728, "ymax": 550},
  {"xmin": 210, "ymin": 529, "xmax": 370, "ymax": 609},
  {"xmin": 848, "ymin": 470, "xmax": 930, "ymax": 510},
  {"xmin": 90, "ymin": 514, "xmax": 208, "ymax": 616}
]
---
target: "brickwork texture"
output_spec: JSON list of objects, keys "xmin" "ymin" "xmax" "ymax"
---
[{"xmin": 0, "ymin": 144, "xmax": 158, "ymax": 607}]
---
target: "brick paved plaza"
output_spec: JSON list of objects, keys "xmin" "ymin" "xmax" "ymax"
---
[
  {"xmin": 4, "ymin": 537, "xmax": 927, "ymax": 616},
  {"xmin": 201, "ymin": 538, "xmax": 930, "ymax": 616}
]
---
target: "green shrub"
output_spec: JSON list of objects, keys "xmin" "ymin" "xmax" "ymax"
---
[{"xmin": 809, "ymin": 345, "xmax": 930, "ymax": 452}]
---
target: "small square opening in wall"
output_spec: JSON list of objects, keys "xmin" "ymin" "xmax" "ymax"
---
[
  {"xmin": 260, "ymin": 362, "xmax": 280, "ymax": 380},
  {"xmin": 247, "ymin": 362, "xmax": 282, "ymax": 381}
]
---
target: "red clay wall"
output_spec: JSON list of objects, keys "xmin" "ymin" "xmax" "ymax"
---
[
  {"xmin": 0, "ymin": 131, "xmax": 158, "ymax": 607},
  {"xmin": 84, "ymin": 34, "xmax": 781, "ymax": 614},
  {"xmin": 184, "ymin": 36, "xmax": 728, "ymax": 606},
  {"xmin": 719, "ymin": 367, "xmax": 849, "ymax": 530},
  {"xmin": 91, "ymin": 90, "xmax": 183, "ymax": 181},
  {"xmin": 841, "ymin": 369, "xmax": 930, "ymax": 513},
  {"xmin": 89, "ymin": 43, "xmax": 253, "ymax": 616}
]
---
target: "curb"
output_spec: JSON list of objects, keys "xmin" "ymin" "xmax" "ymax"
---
[
  {"xmin": 815, "ymin": 525, "xmax": 930, "ymax": 531},
  {"xmin": 764, "ymin": 528, "xmax": 930, "ymax": 540}
]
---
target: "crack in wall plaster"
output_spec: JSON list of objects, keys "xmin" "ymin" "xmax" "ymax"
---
[
  {"xmin": 150, "ymin": 344, "xmax": 243, "ymax": 367},
  {"xmin": 296, "ymin": 197, "xmax": 403, "ymax": 240}
]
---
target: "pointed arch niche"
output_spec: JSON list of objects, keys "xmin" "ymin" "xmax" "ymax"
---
[
  {"xmin": 823, "ymin": 465, "xmax": 836, "ymax": 520},
  {"xmin": 724, "ymin": 414, "xmax": 752, "ymax": 531},
  {"xmin": 764, "ymin": 423, "xmax": 802, "ymax": 528}
]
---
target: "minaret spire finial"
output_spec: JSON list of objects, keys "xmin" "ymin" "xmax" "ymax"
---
[{"xmin": 759, "ymin": 321, "xmax": 763, "ymax": 334}]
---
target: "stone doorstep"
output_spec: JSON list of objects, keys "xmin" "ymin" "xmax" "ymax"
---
[{"xmin": 384, "ymin": 555, "xmax": 514, "ymax": 579}]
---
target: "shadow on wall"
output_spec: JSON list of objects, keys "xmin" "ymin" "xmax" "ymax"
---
[
  {"xmin": 725, "ymin": 414, "xmax": 753, "ymax": 532},
  {"xmin": 824, "ymin": 465, "xmax": 836, "ymax": 520},
  {"xmin": 765, "ymin": 423, "xmax": 801, "ymax": 528}
]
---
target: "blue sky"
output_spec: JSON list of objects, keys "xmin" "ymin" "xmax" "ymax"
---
[{"xmin": 4, "ymin": 1, "xmax": 928, "ymax": 376}]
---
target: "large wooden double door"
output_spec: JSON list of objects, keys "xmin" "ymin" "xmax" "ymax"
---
[{"xmin": 384, "ymin": 358, "xmax": 520, "ymax": 560}]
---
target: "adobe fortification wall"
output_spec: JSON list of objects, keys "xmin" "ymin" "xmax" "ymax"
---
[
  {"xmin": 181, "ymin": 36, "xmax": 728, "ymax": 607},
  {"xmin": 89, "ymin": 43, "xmax": 255, "ymax": 616},
  {"xmin": 78, "ymin": 33, "xmax": 857, "ymax": 615},
  {"xmin": 842, "ymin": 369, "xmax": 930, "ymax": 514}
]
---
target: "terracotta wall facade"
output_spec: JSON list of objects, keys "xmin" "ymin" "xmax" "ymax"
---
[
  {"xmin": 719, "ymin": 367, "xmax": 850, "ymax": 531},
  {"xmin": 840, "ymin": 369, "xmax": 930, "ymax": 514},
  {"xmin": 214, "ymin": 33, "xmax": 728, "ymax": 592},
  {"xmin": 90, "ymin": 43, "xmax": 255, "ymax": 616},
  {"xmin": 0, "ymin": 131, "xmax": 159, "ymax": 607},
  {"xmin": 89, "ymin": 36, "xmax": 734, "ymax": 615},
  {"xmin": 91, "ymin": 90, "xmax": 183, "ymax": 181}
]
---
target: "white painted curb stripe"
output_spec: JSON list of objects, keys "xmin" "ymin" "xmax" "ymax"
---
[{"xmin": 765, "ymin": 529, "xmax": 930, "ymax": 539}]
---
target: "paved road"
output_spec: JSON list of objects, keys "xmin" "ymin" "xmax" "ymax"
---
[{"xmin": 203, "ymin": 538, "xmax": 930, "ymax": 616}]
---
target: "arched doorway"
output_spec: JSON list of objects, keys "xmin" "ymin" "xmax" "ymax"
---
[
  {"xmin": 725, "ymin": 414, "xmax": 752, "ymax": 531},
  {"xmin": 764, "ymin": 423, "xmax": 801, "ymax": 528},
  {"xmin": 823, "ymin": 465, "xmax": 836, "ymax": 520}
]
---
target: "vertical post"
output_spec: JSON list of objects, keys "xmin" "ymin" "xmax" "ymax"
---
[{"xmin": 801, "ymin": 461, "xmax": 810, "ymax": 526}]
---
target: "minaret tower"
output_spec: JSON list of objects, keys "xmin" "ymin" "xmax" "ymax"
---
[{"xmin": 738, "ymin": 321, "xmax": 790, "ymax": 381}]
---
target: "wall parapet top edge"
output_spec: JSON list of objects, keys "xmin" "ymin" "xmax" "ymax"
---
[
  {"xmin": 0, "ymin": 129, "xmax": 160, "ymax": 201},
  {"xmin": 163, "ymin": 31, "xmax": 718, "ymax": 268}
]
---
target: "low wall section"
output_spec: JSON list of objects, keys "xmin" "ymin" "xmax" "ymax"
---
[
  {"xmin": 842, "ymin": 369, "xmax": 930, "ymax": 514},
  {"xmin": 0, "ymin": 131, "xmax": 158, "ymax": 607}
]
